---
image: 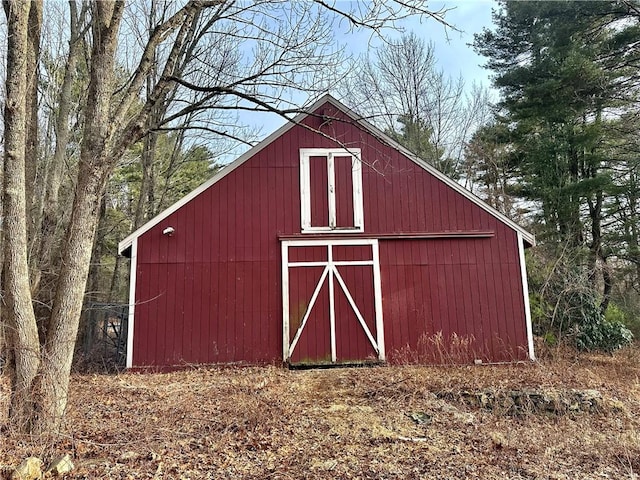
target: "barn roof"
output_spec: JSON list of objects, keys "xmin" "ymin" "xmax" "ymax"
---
[{"xmin": 119, "ymin": 94, "xmax": 535, "ymax": 255}]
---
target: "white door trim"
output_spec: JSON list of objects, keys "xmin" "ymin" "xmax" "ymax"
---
[{"xmin": 282, "ymin": 238, "xmax": 385, "ymax": 363}]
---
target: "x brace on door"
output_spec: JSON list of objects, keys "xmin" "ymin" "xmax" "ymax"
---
[{"xmin": 281, "ymin": 239, "xmax": 385, "ymax": 364}]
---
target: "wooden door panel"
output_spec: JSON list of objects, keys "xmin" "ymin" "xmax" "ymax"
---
[
  {"xmin": 288, "ymin": 266, "xmax": 324, "ymax": 341},
  {"xmin": 283, "ymin": 241, "xmax": 384, "ymax": 365},
  {"xmin": 336, "ymin": 264, "xmax": 377, "ymax": 335},
  {"xmin": 334, "ymin": 272, "xmax": 377, "ymax": 362},
  {"xmin": 289, "ymin": 277, "xmax": 331, "ymax": 364}
]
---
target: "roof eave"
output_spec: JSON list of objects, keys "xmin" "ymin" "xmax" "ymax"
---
[
  {"xmin": 116, "ymin": 96, "xmax": 336, "ymax": 256},
  {"xmin": 119, "ymin": 242, "xmax": 132, "ymax": 257}
]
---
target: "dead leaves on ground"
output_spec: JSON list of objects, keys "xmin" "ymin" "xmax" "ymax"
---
[{"xmin": 1, "ymin": 348, "xmax": 640, "ymax": 479}]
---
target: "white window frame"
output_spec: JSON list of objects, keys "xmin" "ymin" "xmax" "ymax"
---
[{"xmin": 300, "ymin": 148, "xmax": 364, "ymax": 233}]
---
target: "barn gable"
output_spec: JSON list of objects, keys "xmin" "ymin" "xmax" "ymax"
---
[{"xmin": 119, "ymin": 94, "xmax": 535, "ymax": 368}]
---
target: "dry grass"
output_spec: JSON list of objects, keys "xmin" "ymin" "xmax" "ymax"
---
[{"xmin": 1, "ymin": 344, "xmax": 640, "ymax": 479}]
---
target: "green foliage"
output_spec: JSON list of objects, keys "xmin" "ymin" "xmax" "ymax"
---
[
  {"xmin": 159, "ymin": 145, "xmax": 218, "ymax": 208},
  {"xmin": 112, "ymin": 133, "xmax": 219, "ymax": 220},
  {"xmin": 562, "ymin": 288, "xmax": 603, "ymax": 332},
  {"xmin": 475, "ymin": 1, "xmax": 640, "ymax": 348},
  {"xmin": 543, "ymin": 278, "xmax": 633, "ymax": 353},
  {"xmin": 463, "ymin": 122, "xmax": 520, "ymax": 215},
  {"xmin": 575, "ymin": 316, "xmax": 633, "ymax": 353},
  {"xmin": 528, "ymin": 293, "xmax": 546, "ymax": 327},
  {"xmin": 526, "ymin": 246, "xmax": 633, "ymax": 352},
  {"xmin": 605, "ymin": 303, "xmax": 627, "ymax": 326},
  {"xmin": 541, "ymin": 331, "xmax": 557, "ymax": 347},
  {"xmin": 606, "ymin": 302, "xmax": 640, "ymax": 340},
  {"xmin": 473, "ymin": 0, "xmax": 640, "ymax": 244},
  {"xmin": 528, "ymin": 291, "xmax": 558, "ymax": 347},
  {"xmin": 387, "ymin": 115, "xmax": 454, "ymax": 176}
]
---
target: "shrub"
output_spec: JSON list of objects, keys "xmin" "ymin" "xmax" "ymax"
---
[
  {"xmin": 575, "ymin": 318, "xmax": 633, "ymax": 352},
  {"xmin": 526, "ymin": 246, "xmax": 634, "ymax": 353},
  {"xmin": 606, "ymin": 302, "xmax": 640, "ymax": 339},
  {"xmin": 574, "ymin": 303, "xmax": 633, "ymax": 352}
]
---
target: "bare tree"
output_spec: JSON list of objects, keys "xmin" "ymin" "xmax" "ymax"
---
[
  {"xmin": 2, "ymin": 0, "xmax": 40, "ymax": 430},
  {"xmin": 3, "ymin": 0, "xmax": 453, "ymax": 434},
  {"xmin": 340, "ymin": 33, "xmax": 490, "ymax": 176}
]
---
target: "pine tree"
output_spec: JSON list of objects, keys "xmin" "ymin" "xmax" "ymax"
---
[{"xmin": 474, "ymin": 0, "xmax": 640, "ymax": 348}]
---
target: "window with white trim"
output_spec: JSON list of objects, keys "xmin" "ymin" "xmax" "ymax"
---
[{"xmin": 300, "ymin": 148, "xmax": 364, "ymax": 233}]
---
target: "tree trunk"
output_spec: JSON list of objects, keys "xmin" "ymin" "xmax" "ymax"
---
[
  {"xmin": 30, "ymin": 167, "xmax": 105, "ymax": 432},
  {"xmin": 28, "ymin": 0, "xmax": 124, "ymax": 434},
  {"xmin": 34, "ymin": 0, "xmax": 84, "ymax": 298},
  {"xmin": 88, "ymin": 196, "xmax": 108, "ymax": 303},
  {"xmin": 133, "ymin": 0, "xmax": 159, "ymax": 228},
  {"xmin": 134, "ymin": 132, "xmax": 157, "ymax": 228},
  {"xmin": 2, "ymin": 0, "xmax": 41, "ymax": 431},
  {"xmin": 25, "ymin": 0, "xmax": 42, "ymax": 293},
  {"xmin": 107, "ymin": 255, "xmax": 124, "ymax": 303},
  {"xmin": 82, "ymin": 196, "xmax": 108, "ymax": 353},
  {"xmin": 25, "ymin": 0, "xmax": 42, "ymax": 253}
]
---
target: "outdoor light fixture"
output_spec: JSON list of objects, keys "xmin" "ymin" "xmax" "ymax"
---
[{"xmin": 162, "ymin": 226, "xmax": 175, "ymax": 236}]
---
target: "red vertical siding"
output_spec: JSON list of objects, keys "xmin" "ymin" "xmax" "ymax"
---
[
  {"xmin": 379, "ymin": 233, "xmax": 528, "ymax": 363},
  {"xmin": 132, "ymin": 101, "xmax": 531, "ymax": 367}
]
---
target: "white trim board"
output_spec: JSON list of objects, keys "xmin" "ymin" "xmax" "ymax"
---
[
  {"xmin": 518, "ymin": 232, "xmax": 536, "ymax": 361},
  {"xmin": 126, "ymin": 238, "xmax": 138, "ymax": 368},
  {"xmin": 299, "ymin": 148, "xmax": 364, "ymax": 233},
  {"xmin": 119, "ymin": 93, "xmax": 535, "ymax": 255},
  {"xmin": 281, "ymin": 238, "xmax": 385, "ymax": 363}
]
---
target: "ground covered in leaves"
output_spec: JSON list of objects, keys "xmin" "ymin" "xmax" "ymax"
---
[{"xmin": 1, "ymin": 346, "xmax": 640, "ymax": 479}]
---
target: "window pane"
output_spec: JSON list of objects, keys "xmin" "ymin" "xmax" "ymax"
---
[
  {"xmin": 334, "ymin": 156, "xmax": 355, "ymax": 228},
  {"xmin": 309, "ymin": 156, "xmax": 329, "ymax": 227}
]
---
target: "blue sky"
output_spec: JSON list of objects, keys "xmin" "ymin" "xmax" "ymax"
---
[
  {"xmin": 326, "ymin": 0, "xmax": 499, "ymax": 118},
  {"xmin": 420, "ymin": 1, "xmax": 496, "ymax": 87},
  {"xmin": 220, "ymin": 1, "xmax": 499, "ymax": 161},
  {"xmin": 354, "ymin": 0, "xmax": 496, "ymax": 89}
]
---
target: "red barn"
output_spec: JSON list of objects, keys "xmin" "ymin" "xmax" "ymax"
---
[{"xmin": 119, "ymin": 94, "xmax": 535, "ymax": 369}]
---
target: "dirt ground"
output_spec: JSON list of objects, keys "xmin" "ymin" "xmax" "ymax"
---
[{"xmin": 1, "ymin": 345, "xmax": 640, "ymax": 479}]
